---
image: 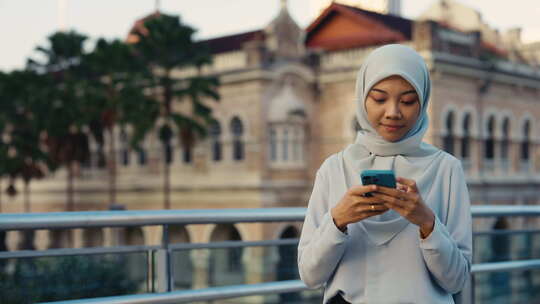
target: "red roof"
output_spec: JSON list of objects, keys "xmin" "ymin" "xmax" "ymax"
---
[{"xmin": 305, "ymin": 3, "xmax": 412, "ymax": 51}]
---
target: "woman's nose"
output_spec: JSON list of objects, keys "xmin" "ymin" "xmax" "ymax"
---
[{"xmin": 385, "ymin": 103, "xmax": 402, "ymax": 119}]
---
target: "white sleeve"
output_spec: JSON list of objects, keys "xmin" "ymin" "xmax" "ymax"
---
[
  {"xmin": 297, "ymin": 168, "xmax": 350, "ymax": 289},
  {"xmin": 419, "ymin": 160, "xmax": 473, "ymax": 294}
]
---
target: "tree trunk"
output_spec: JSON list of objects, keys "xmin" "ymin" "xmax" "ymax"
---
[
  {"xmin": 108, "ymin": 127, "xmax": 117, "ymax": 208},
  {"xmin": 67, "ymin": 161, "xmax": 74, "ymax": 211},
  {"xmin": 164, "ymin": 151, "xmax": 170, "ymax": 209},
  {"xmin": 24, "ymin": 181, "xmax": 30, "ymax": 213},
  {"xmin": 164, "ymin": 74, "xmax": 172, "ymax": 210},
  {"xmin": 0, "ymin": 178, "xmax": 2, "ymax": 213}
]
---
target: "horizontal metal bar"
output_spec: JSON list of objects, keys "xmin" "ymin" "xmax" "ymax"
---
[
  {"xmin": 474, "ymin": 229, "xmax": 540, "ymax": 237},
  {"xmin": 0, "ymin": 245, "xmax": 159, "ymax": 259},
  {"xmin": 471, "ymin": 205, "xmax": 540, "ymax": 217},
  {"xmin": 169, "ymin": 238, "xmax": 299, "ymax": 250},
  {"xmin": 471, "ymin": 259, "xmax": 540, "ymax": 273},
  {"xmin": 39, "ymin": 280, "xmax": 309, "ymax": 304},
  {"xmin": 2, "ymin": 205, "xmax": 540, "ymax": 231},
  {"xmin": 0, "ymin": 239, "xmax": 300, "ymax": 260},
  {"xmin": 0, "ymin": 208, "xmax": 307, "ymax": 231}
]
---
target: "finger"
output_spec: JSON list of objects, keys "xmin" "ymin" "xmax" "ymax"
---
[
  {"xmin": 396, "ymin": 183, "xmax": 407, "ymax": 192},
  {"xmin": 349, "ymin": 185, "xmax": 377, "ymax": 196},
  {"xmin": 373, "ymin": 185, "xmax": 413, "ymax": 199},
  {"xmin": 396, "ymin": 177, "xmax": 418, "ymax": 193},
  {"xmin": 371, "ymin": 192, "xmax": 406, "ymax": 209},
  {"xmin": 358, "ymin": 203, "xmax": 389, "ymax": 214}
]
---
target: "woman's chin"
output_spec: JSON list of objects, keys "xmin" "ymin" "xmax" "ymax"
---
[{"xmin": 381, "ymin": 133, "xmax": 405, "ymax": 142}]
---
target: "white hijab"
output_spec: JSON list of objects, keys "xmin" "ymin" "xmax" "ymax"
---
[{"xmin": 342, "ymin": 44, "xmax": 443, "ymax": 246}]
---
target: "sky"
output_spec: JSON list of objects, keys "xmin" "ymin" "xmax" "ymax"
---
[{"xmin": 0, "ymin": 0, "xmax": 539, "ymax": 72}]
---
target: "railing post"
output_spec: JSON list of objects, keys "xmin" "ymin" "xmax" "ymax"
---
[{"xmin": 157, "ymin": 224, "xmax": 173, "ymax": 292}]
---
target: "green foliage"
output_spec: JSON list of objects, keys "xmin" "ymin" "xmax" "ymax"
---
[
  {"xmin": 0, "ymin": 255, "xmax": 141, "ymax": 304},
  {"xmin": 0, "ymin": 13, "xmax": 220, "ymax": 210},
  {"xmin": 133, "ymin": 14, "xmax": 220, "ymax": 146}
]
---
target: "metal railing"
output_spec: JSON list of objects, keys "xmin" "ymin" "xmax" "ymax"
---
[{"xmin": 1, "ymin": 205, "xmax": 540, "ymax": 304}]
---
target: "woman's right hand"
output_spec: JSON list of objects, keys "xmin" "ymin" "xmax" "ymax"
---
[{"xmin": 331, "ymin": 185, "xmax": 389, "ymax": 232}]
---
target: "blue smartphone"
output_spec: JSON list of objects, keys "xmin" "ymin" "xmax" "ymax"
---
[{"xmin": 360, "ymin": 170, "xmax": 396, "ymax": 197}]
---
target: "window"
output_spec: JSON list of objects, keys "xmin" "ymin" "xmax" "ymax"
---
[
  {"xmin": 182, "ymin": 148, "xmax": 192, "ymax": 163},
  {"xmin": 443, "ymin": 111, "xmax": 455, "ymax": 155},
  {"xmin": 521, "ymin": 121, "xmax": 531, "ymax": 161},
  {"xmin": 270, "ymin": 129, "xmax": 277, "ymax": 161},
  {"xmin": 230, "ymin": 117, "xmax": 244, "ymax": 161},
  {"xmin": 461, "ymin": 113, "xmax": 471, "ymax": 159},
  {"xmin": 485, "ymin": 116, "xmax": 495, "ymax": 159},
  {"xmin": 283, "ymin": 129, "xmax": 288, "ymax": 161},
  {"xmin": 120, "ymin": 129, "xmax": 130, "ymax": 166},
  {"xmin": 293, "ymin": 129, "xmax": 300, "ymax": 161},
  {"xmin": 209, "ymin": 120, "xmax": 222, "ymax": 161},
  {"xmin": 138, "ymin": 148, "xmax": 147, "ymax": 166},
  {"xmin": 501, "ymin": 118, "xmax": 510, "ymax": 160}
]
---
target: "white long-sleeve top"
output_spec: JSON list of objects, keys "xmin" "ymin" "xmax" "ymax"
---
[{"xmin": 298, "ymin": 151, "xmax": 472, "ymax": 304}]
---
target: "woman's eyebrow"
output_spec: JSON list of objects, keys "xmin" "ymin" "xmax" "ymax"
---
[
  {"xmin": 370, "ymin": 88, "xmax": 417, "ymax": 95},
  {"xmin": 401, "ymin": 90, "xmax": 417, "ymax": 95}
]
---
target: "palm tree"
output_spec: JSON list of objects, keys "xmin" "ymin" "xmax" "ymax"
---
[
  {"xmin": 0, "ymin": 70, "xmax": 50, "ymax": 249},
  {"xmin": 132, "ymin": 14, "xmax": 219, "ymax": 209},
  {"xmin": 0, "ymin": 70, "xmax": 49, "ymax": 213},
  {"xmin": 84, "ymin": 38, "xmax": 159, "ymax": 209},
  {"xmin": 27, "ymin": 31, "xmax": 92, "ymax": 211}
]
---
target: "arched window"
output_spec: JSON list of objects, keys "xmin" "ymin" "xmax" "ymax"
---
[
  {"xmin": 521, "ymin": 120, "xmax": 531, "ymax": 161},
  {"xmin": 485, "ymin": 116, "xmax": 495, "ymax": 160},
  {"xmin": 138, "ymin": 147, "xmax": 147, "ymax": 166},
  {"xmin": 461, "ymin": 113, "xmax": 471, "ymax": 159},
  {"xmin": 120, "ymin": 129, "xmax": 130, "ymax": 166},
  {"xmin": 230, "ymin": 117, "xmax": 244, "ymax": 161},
  {"xmin": 209, "ymin": 120, "xmax": 222, "ymax": 162},
  {"xmin": 501, "ymin": 118, "xmax": 510, "ymax": 169},
  {"xmin": 269, "ymin": 129, "xmax": 277, "ymax": 161},
  {"xmin": 283, "ymin": 129, "xmax": 289, "ymax": 161},
  {"xmin": 443, "ymin": 112, "xmax": 455, "ymax": 155},
  {"xmin": 180, "ymin": 129, "xmax": 194, "ymax": 164}
]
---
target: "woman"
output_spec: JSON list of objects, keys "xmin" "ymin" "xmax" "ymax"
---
[{"xmin": 298, "ymin": 44, "xmax": 472, "ymax": 304}]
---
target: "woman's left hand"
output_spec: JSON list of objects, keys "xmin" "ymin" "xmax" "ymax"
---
[{"xmin": 371, "ymin": 177, "xmax": 435, "ymax": 238}]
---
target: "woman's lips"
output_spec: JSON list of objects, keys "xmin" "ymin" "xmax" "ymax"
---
[{"xmin": 380, "ymin": 123, "xmax": 404, "ymax": 132}]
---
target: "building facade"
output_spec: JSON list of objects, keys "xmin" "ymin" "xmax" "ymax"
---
[{"xmin": 3, "ymin": 1, "xmax": 540, "ymax": 302}]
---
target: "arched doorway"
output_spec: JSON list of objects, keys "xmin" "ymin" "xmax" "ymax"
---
[
  {"xmin": 82, "ymin": 228, "xmax": 104, "ymax": 247},
  {"xmin": 49, "ymin": 229, "xmax": 72, "ymax": 249},
  {"xmin": 208, "ymin": 224, "xmax": 244, "ymax": 287},
  {"xmin": 121, "ymin": 227, "xmax": 146, "ymax": 290},
  {"xmin": 277, "ymin": 226, "xmax": 301, "ymax": 302},
  {"xmin": 169, "ymin": 225, "xmax": 193, "ymax": 290},
  {"xmin": 490, "ymin": 217, "xmax": 510, "ymax": 300}
]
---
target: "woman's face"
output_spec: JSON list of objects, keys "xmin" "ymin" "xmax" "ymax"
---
[{"xmin": 365, "ymin": 75, "xmax": 421, "ymax": 142}]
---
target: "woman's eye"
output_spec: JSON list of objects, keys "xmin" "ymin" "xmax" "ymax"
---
[
  {"xmin": 373, "ymin": 98, "xmax": 386, "ymax": 103},
  {"xmin": 401, "ymin": 100, "xmax": 417, "ymax": 105}
]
